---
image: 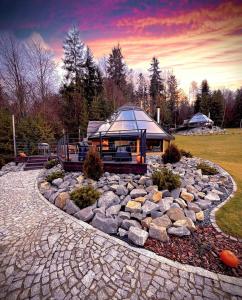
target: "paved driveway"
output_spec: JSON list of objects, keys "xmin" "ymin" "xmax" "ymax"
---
[{"xmin": 0, "ymin": 171, "xmax": 241, "ymax": 299}]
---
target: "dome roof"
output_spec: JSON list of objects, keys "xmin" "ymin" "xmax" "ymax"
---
[
  {"xmin": 89, "ymin": 105, "xmax": 173, "ymax": 140},
  {"xmin": 188, "ymin": 112, "xmax": 213, "ymax": 124}
]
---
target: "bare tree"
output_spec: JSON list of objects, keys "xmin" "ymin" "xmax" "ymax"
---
[
  {"xmin": 0, "ymin": 33, "xmax": 28, "ymax": 117},
  {"xmin": 25, "ymin": 38, "xmax": 58, "ymax": 112}
]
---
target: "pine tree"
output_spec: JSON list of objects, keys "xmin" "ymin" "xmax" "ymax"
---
[
  {"xmin": 149, "ymin": 57, "xmax": 163, "ymax": 116},
  {"xmin": 63, "ymin": 26, "xmax": 86, "ymax": 85},
  {"xmin": 107, "ymin": 44, "xmax": 126, "ymax": 89},
  {"xmin": 200, "ymin": 80, "xmax": 211, "ymax": 116},
  {"xmin": 210, "ymin": 90, "xmax": 224, "ymax": 126},
  {"xmin": 234, "ymin": 88, "xmax": 242, "ymax": 127},
  {"xmin": 167, "ymin": 74, "xmax": 179, "ymax": 126},
  {"xmin": 194, "ymin": 94, "xmax": 201, "ymax": 113}
]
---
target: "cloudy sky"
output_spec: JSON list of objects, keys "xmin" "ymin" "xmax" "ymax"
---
[{"xmin": 1, "ymin": 0, "xmax": 242, "ymax": 93}]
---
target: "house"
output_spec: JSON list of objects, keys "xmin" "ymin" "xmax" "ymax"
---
[{"xmin": 87, "ymin": 105, "xmax": 174, "ymax": 153}]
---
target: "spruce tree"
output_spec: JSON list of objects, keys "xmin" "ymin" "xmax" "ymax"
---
[
  {"xmin": 137, "ymin": 73, "xmax": 148, "ymax": 111},
  {"xmin": 167, "ymin": 74, "xmax": 179, "ymax": 126},
  {"xmin": 234, "ymin": 88, "xmax": 242, "ymax": 127},
  {"xmin": 200, "ymin": 80, "xmax": 211, "ymax": 116},
  {"xmin": 107, "ymin": 44, "xmax": 126, "ymax": 89},
  {"xmin": 149, "ymin": 57, "xmax": 163, "ymax": 116},
  {"xmin": 210, "ymin": 90, "xmax": 224, "ymax": 126}
]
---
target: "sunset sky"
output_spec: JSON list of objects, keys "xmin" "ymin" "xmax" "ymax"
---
[{"xmin": 0, "ymin": 0, "xmax": 242, "ymax": 94}]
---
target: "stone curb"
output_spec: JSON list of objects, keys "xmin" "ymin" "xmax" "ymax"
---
[
  {"xmin": 35, "ymin": 172, "xmax": 242, "ymax": 288},
  {"xmin": 208, "ymin": 161, "xmax": 242, "ymax": 243}
]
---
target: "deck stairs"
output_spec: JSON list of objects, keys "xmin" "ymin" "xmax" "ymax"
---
[{"xmin": 24, "ymin": 156, "xmax": 48, "ymax": 171}]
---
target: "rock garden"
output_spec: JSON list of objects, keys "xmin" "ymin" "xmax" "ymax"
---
[
  {"xmin": 37, "ymin": 145, "xmax": 241, "ymax": 277},
  {"xmin": 176, "ymin": 126, "xmax": 226, "ymax": 136}
]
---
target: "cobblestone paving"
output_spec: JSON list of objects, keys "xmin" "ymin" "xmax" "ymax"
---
[{"xmin": 0, "ymin": 171, "xmax": 242, "ymax": 300}]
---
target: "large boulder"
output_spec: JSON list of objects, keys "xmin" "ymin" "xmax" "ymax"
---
[
  {"xmin": 39, "ymin": 181, "xmax": 51, "ymax": 193},
  {"xmin": 64, "ymin": 200, "xmax": 80, "ymax": 215},
  {"xmin": 130, "ymin": 188, "xmax": 147, "ymax": 198},
  {"xmin": 55, "ymin": 192, "xmax": 70, "ymax": 209},
  {"xmin": 116, "ymin": 185, "xmax": 128, "ymax": 196},
  {"xmin": 168, "ymin": 226, "xmax": 190, "ymax": 237},
  {"xmin": 121, "ymin": 219, "xmax": 142, "ymax": 230},
  {"xmin": 151, "ymin": 215, "xmax": 171, "ymax": 228},
  {"xmin": 118, "ymin": 211, "xmax": 131, "ymax": 220},
  {"xmin": 166, "ymin": 207, "xmax": 186, "ymax": 221},
  {"xmin": 134, "ymin": 197, "xmax": 146, "ymax": 204},
  {"xmin": 142, "ymin": 200, "xmax": 160, "ymax": 214},
  {"xmin": 159, "ymin": 197, "xmax": 173, "ymax": 212},
  {"xmin": 196, "ymin": 211, "xmax": 205, "ymax": 221},
  {"xmin": 187, "ymin": 202, "xmax": 201, "ymax": 213},
  {"xmin": 128, "ymin": 226, "xmax": 149, "ymax": 246},
  {"xmin": 74, "ymin": 206, "xmax": 94, "ymax": 222},
  {"xmin": 98, "ymin": 191, "xmax": 120, "ymax": 208},
  {"xmin": 196, "ymin": 199, "xmax": 211, "ymax": 210},
  {"xmin": 106, "ymin": 204, "xmax": 121, "ymax": 216},
  {"xmin": 91, "ymin": 215, "xmax": 119, "ymax": 234},
  {"xmin": 125, "ymin": 201, "xmax": 141, "ymax": 213},
  {"xmin": 141, "ymin": 217, "xmax": 153, "ymax": 229},
  {"xmin": 174, "ymin": 198, "xmax": 187, "ymax": 208},
  {"xmin": 152, "ymin": 191, "xmax": 162, "ymax": 203},
  {"xmin": 180, "ymin": 190, "xmax": 194, "ymax": 202},
  {"xmin": 184, "ymin": 209, "xmax": 196, "ymax": 222},
  {"xmin": 52, "ymin": 178, "xmax": 63, "ymax": 187},
  {"xmin": 204, "ymin": 192, "xmax": 220, "ymax": 202},
  {"xmin": 171, "ymin": 188, "xmax": 181, "ymax": 199},
  {"xmin": 149, "ymin": 224, "xmax": 169, "ymax": 242},
  {"xmin": 173, "ymin": 217, "xmax": 196, "ymax": 231}
]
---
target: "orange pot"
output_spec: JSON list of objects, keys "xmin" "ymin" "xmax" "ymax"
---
[{"xmin": 219, "ymin": 250, "xmax": 240, "ymax": 268}]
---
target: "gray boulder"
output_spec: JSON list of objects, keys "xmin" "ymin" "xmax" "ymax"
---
[
  {"xmin": 91, "ymin": 215, "xmax": 119, "ymax": 234},
  {"xmin": 118, "ymin": 228, "xmax": 128, "ymax": 237},
  {"xmin": 187, "ymin": 202, "xmax": 201, "ymax": 213},
  {"xmin": 168, "ymin": 226, "xmax": 190, "ymax": 237},
  {"xmin": 184, "ymin": 209, "xmax": 196, "ymax": 222},
  {"xmin": 130, "ymin": 188, "xmax": 147, "ymax": 198},
  {"xmin": 118, "ymin": 211, "xmax": 131, "ymax": 220},
  {"xmin": 142, "ymin": 200, "xmax": 160, "ymax": 214},
  {"xmin": 74, "ymin": 206, "xmax": 94, "ymax": 222},
  {"xmin": 64, "ymin": 200, "xmax": 80, "ymax": 215},
  {"xmin": 171, "ymin": 188, "xmax": 181, "ymax": 199},
  {"xmin": 98, "ymin": 191, "xmax": 120, "ymax": 208},
  {"xmin": 152, "ymin": 214, "xmax": 171, "ymax": 228},
  {"xmin": 205, "ymin": 192, "xmax": 220, "ymax": 202},
  {"xmin": 121, "ymin": 219, "xmax": 142, "ymax": 230},
  {"xmin": 116, "ymin": 185, "xmax": 128, "ymax": 196},
  {"xmin": 128, "ymin": 226, "xmax": 149, "ymax": 246},
  {"xmin": 195, "ymin": 199, "xmax": 211, "ymax": 210},
  {"xmin": 149, "ymin": 224, "xmax": 169, "ymax": 242},
  {"xmin": 106, "ymin": 204, "xmax": 122, "ymax": 216},
  {"xmin": 52, "ymin": 178, "xmax": 63, "ymax": 187}
]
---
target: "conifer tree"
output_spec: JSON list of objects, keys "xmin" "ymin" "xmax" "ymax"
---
[
  {"xmin": 107, "ymin": 44, "xmax": 126, "ymax": 89},
  {"xmin": 137, "ymin": 73, "xmax": 149, "ymax": 111},
  {"xmin": 234, "ymin": 88, "xmax": 242, "ymax": 127},
  {"xmin": 149, "ymin": 57, "xmax": 163, "ymax": 116},
  {"xmin": 167, "ymin": 74, "xmax": 179, "ymax": 126},
  {"xmin": 210, "ymin": 90, "xmax": 224, "ymax": 126}
]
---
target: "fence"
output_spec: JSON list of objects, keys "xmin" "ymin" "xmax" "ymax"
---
[{"xmin": 57, "ymin": 129, "xmax": 147, "ymax": 164}]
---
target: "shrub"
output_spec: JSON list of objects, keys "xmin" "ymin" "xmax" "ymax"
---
[
  {"xmin": 162, "ymin": 144, "xmax": 181, "ymax": 164},
  {"xmin": 46, "ymin": 171, "xmax": 65, "ymax": 183},
  {"xmin": 70, "ymin": 186, "xmax": 100, "ymax": 209},
  {"xmin": 180, "ymin": 149, "xmax": 193, "ymax": 158},
  {"xmin": 197, "ymin": 162, "xmax": 218, "ymax": 175},
  {"xmin": 83, "ymin": 148, "xmax": 103, "ymax": 180},
  {"xmin": 152, "ymin": 168, "xmax": 181, "ymax": 191},
  {"xmin": 45, "ymin": 159, "xmax": 59, "ymax": 169}
]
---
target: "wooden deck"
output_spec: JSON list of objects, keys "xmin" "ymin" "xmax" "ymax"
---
[{"xmin": 60, "ymin": 158, "xmax": 147, "ymax": 174}]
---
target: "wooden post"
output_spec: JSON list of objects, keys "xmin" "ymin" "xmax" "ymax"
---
[{"xmin": 12, "ymin": 115, "xmax": 17, "ymax": 158}]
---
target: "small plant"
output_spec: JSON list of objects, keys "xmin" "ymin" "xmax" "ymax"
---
[
  {"xmin": 46, "ymin": 171, "xmax": 64, "ymax": 183},
  {"xmin": 162, "ymin": 144, "xmax": 181, "ymax": 164},
  {"xmin": 70, "ymin": 186, "xmax": 100, "ymax": 209},
  {"xmin": 197, "ymin": 162, "xmax": 218, "ymax": 175},
  {"xmin": 180, "ymin": 149, "xmax": 193, "ymax": 158},
  {"xmin": 152, "ymin": 168, "xmax": 181, "ymax": 191},
  {"xmin": 83, "ymin": 148, "xmax": 103, "ymax": 181},
  {"xmin": 45, "ymin": 159, "xmax": 59, "ymax": 169}
]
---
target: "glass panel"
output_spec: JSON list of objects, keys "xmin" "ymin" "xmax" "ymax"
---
[
  {"xmin": 136, "ymin": 121, "xmax": 165, "ymax": 133},
  {"xmin": 134, "ymin": 110, "xmax": 151, "ymax": 121},
  {"xmin": 109, "ymin": 121, "xmax": 137, "ymax": 131},
  {"xmin": 116, "ymin": 110, "xmax": 135, "ymax": 121}
]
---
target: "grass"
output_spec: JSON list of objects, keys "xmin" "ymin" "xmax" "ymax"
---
[{"xmin": 174, "ymin": 128, "xmax": 242, "ymax": 238}]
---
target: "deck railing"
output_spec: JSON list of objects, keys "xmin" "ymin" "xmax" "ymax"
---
[{"xmin": 57, "ymin": 129, "xmax": 147, "ymax": 164}]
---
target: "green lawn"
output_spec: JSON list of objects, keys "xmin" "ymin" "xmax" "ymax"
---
[{"xmin": 174, "ymin": 128, "xmax": 242, "ymax": 238}]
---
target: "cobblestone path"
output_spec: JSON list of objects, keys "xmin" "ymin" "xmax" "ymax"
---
[{"xmin": 0, "ymin": 171, "xmax": 242, "ymax": 300}]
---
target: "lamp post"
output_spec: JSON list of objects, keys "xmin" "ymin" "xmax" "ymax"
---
[{"xmin": 157, "ymin": 106, "xmax": 160, "ymax": 124}]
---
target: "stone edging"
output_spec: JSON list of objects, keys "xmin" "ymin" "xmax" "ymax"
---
[
  {"xmin": 209, "ymin": 161, "xmax": 242, "ymax": 243},
  {"xmin": 35, "ymin": 173, "xmax": 242, "ymax": 287}
]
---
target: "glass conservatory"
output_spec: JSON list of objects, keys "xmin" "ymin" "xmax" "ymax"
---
[
  {"xmin": 188, "ymin": 113, "xmax": 214, "ymax": 127},
  {"xmin": 88, "ymin": 105, "xmax": 173, "ymax": 153}
]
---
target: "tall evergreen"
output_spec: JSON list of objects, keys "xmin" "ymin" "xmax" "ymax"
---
[
  {"xmin": 149, "ymin": 57, "xmax": 163, "ymax": 116},
  {"xmin": 234, "ymin": 88, "xmax": 242, "ymax": 127},
  {"xmin": 200, "ymin": 80, "xmax": 211, "ymax": 115},
  {"xmin": 107, "ymin": 44, "xmax": 126, "ymax": 89},
  {"xmin": 137, "ymin": 73, "xmax": 148, "ymax": 111},
  {"xmin": 167, "ymin": 74, "xmax": 179, "ymax": 126},
  {"xmin": 210, "ymin": 90, "xmax": 224, "ymax": 126},
  {"xmin": 63, "ymin": 26, "xmax": 86, "ymax": 85}
]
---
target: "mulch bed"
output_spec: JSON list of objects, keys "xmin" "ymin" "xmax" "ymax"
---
[{"xmin": 145, "ymin": 225, "xmax": 242, "ymax": 277}]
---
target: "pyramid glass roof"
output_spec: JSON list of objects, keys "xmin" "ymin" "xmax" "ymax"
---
[
  {"xmin": 189, "ymin": 113, "xmax": 213, "ymax": 124},
  {"xmin": 89, "ymin": 105, "xmax": 172, "ymax": 140}
]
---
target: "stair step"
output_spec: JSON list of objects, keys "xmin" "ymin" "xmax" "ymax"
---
[{"xmin": 24, "ymin": 166, "xmax": 44, "ymax": 170}]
